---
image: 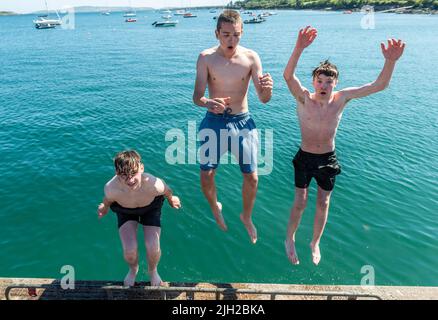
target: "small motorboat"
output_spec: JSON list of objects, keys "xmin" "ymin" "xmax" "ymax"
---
[
  {"xmin": 244, "ymin": 17, "xmax": 265, "ymax": 24},
  {"xmin": 183, "ymin": 12, "xmax": 197, "ymax": 18},
  {"xmin": 152, "ymin": 20, "xmax": 178, "ymax": 27}
]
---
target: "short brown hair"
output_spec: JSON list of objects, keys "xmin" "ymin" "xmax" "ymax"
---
[
  {"xmin": 216, "ymin": 9, "xmax": 242, "ymax": 31},
  {"xmin": 114, "ymin": 150, "xmax": 142, "ymax": 176},
  {"xmin": 312, "ymin": 60, "xmax": 339, "ymax": 80}
]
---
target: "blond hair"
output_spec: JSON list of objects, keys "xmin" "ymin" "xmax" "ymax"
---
[{"xmin": 216, "ymin": 9, "xmax": 242, "ymax": 31}]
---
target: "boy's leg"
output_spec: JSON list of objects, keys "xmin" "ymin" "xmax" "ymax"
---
[
  {"xmin": 119, "ymin": 220, "xmax": 139, "ymax": 286},
  {"xmin": 285, "ymin": 187, "xmax": 309, "ymax": 265},
  {"xmin": 199, "ymin": 113, "xmax": 226, "ymax": 231},
  {"xmin": 143, "ymin": 226, "xmax": 163, "ymax": 286},
  {"xmin": 310, "ymin": 186, "xmax": 333, "ymax": 266},
  {"xmin": 240, "ymin": 172, "xmax": 258, "ymax": 244},
  {"xmin": 232, "ymin": 116, "xmax": 258, "ymax": 244},
  {"xmin": 200, "ymin": 169, "xmax": 227, "ymax": 231}
]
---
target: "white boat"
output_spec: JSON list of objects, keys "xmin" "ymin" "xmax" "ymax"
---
[
  {"xmin": 33, "ymin": 1, "xmax": 61, "ymax": 29},
  {"xmin": 101, "ymin": 1, "xmax": 111, "ymax": 15},
  {"xmin": 153, "ymin": 6, "xmax": 178, "ymax": 28},
  {"xmin": 243, "ymin": 16, "xmax": 265, "ymax": 24},
  {"xmin": 34, "ymin": 17, "xmax": 60, "ymax": 29},
  {"xmin": 124, "ymin": 0, "xmax": 136, "ymax": 17},
  {"xmin": 174, "ymin": 9, "xmax": 186, "ymax": 15}
]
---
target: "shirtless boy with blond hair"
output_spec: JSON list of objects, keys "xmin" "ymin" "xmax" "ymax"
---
[
  {"xmin": 193, "ymin": 10, "xmax": 273, "ymax": 244},
  {"xmin": 97, "ymin": 150, "xmax": 181, "ymax": 286},
  {"xmin": 283, "ymin": 26, "xmax": 405, "ymax": 265}
]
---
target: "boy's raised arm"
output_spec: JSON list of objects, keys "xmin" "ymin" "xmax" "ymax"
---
[
  {"xmin": 283, "ymin": 26, "xmax": 317, "ymax": 103},
  {"xmin": 340, "ymin": 39, "xmax": 405, "ymax": 103}
]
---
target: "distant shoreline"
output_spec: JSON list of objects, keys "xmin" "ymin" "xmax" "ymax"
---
[
  {"xmin": 0, "ymin": 11, "xmax": 17, "ymax": 16},
  {"xmin": 1, "ymin": 5, "xmax": 437, "ymax": 16},
  {"xmin": 232, "ymin": 1, "xmax": 438, "ymax": 14}
]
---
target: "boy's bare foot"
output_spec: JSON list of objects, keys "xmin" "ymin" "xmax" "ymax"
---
[
  {"xmin": 124, "ymin": 267, "xmax": 138, "ymax": 287},
  {"xmin": 285, "ymin": 239, "xmax": 300, "ymax": 265},
  {"xmin": 240, "ymin": 214, "xmax": 257, "ymax": 244},
  {"xmin": 149, "ymin": 270, "xmax": 163, "ymax": 286},
  {"xmin": 213, "ymin": 202, "xmax": 227, "ymax": 231},
  {"xmin": 310, "ymin": 242, "xmax": 321, "ymax": 265}
]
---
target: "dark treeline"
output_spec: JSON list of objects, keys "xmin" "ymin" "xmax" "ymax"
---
[{"xmin": 231, "ymin": 0, "xmax": 438, "ymax": 10}]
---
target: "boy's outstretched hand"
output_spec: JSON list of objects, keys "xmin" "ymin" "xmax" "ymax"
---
[
  {"xmin": 168, "ymin": 196, "xmax": 182, "ymax": 209},
  {"xmin": 97, "ymin": 203, "xmax": 109, "ymax": 219},
  {"xmin": 296, "ymin": 26, "xmax": 318, "ymax": 49},
  {"xmin": 381, "ymin": 39, "xmax": 405, "ymax": 61}
]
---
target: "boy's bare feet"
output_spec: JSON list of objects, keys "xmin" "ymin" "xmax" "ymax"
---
[
  {"xmin": 285, "ymin": 238, "xmax": 300, "ymax": 265},
  {"xmin": 240, "ymin": 214, "xmax": 257, "ymax": 244},
  {"xmin": 310, "ymin": 242, "xmax": 321, "ymax": 265},
  {"xmin": 213, "ymin": 202, "xmax": 227, "ymax": 231},
  {"xmin": 149, "ymin": 269, "xmax": 163, "ymax": 286},
  {"xmin": 123, "ymin": 266, "xmax": 139, "ymax": 287}
]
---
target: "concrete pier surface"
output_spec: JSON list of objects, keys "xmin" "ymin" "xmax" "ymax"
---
[{"xmin": 1, "ymin": 277, "xmax": 437, "ymax": 300}]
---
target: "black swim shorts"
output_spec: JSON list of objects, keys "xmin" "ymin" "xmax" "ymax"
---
[
  {"xmin": 110, "ymin": 196, "xmax": 165, "ymax": 228},
  {"xmin": 292, "ymin": 148, "xmax": 341, "ymax": 191}
]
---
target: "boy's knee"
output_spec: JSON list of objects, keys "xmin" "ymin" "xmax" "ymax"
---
[
  {"xmin": 123, "ymin": 251, "xmax": 138, "ymax": 264},
  {"xmin": 294, "ymin": 192, "xmax": 308, "ymax": 211},
  {"xmin": 294, "ymin": 200, "xmax": 307, "ymax": 211},
  {"xmin": 201, "ymin": 170, "xmax": 216, "ymax": 185},
  {"xmin": 244, "ymin": 173, "xmax": 258, "ymax": 187},
  {"xmin": 317, "ymin": 197, "xmax": 330, "ymax": 209}
]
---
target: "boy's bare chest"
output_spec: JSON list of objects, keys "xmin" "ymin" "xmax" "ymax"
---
[
  {"xmin": 298, "ymin": 101, "xmax": 343, "ymax": 126},
  {"xmin": 208, "ymin": 58, "xmax": 252, "ymax": 86},
  {"xmin": 114, "ymin": 184, "xmax": 155, "ymax": 207}
]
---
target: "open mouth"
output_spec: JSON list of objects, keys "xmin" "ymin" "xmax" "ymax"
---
[
  {"xmin": 320, "ymin": 91, "xmax": 327, "ymax": 95},
  {"xmin": 127, "ymin": 181, "xmax": 137, "ymax": 187},
  {"xmin": 227, "ymin": 46, "xmax": 234, "ymax": 49}
]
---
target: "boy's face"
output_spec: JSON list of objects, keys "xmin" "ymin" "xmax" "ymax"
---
[
  {"xmin": 215, "ymin": 22, "xmax": 243, "ymax": 54},
  {"xmin": 117, "ymin": 164, "xmax": 144, "ymax": 190},
  {"xmin": 312, "ymin": 74, "xmax": 337, "ymax": 99}
]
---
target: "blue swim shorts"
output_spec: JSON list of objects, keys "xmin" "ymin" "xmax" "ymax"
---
[{"xmin": 198, "ymin": 111, "xmax": 258, "ymax": 173}]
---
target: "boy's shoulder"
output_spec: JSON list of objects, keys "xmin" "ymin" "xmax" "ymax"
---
[
  {"xmin": 142, "ymin": 173, "xmax": 166, "ymax": 194},
  {"xmin": 238, "ymin": 46, "xmax": 259, "ymax": 58},
  {"xmin": 142, "ymin": 172, "xmax": 156, "ymax": 182},
  {"xmin": 199, "ymin": 46, "xmax": 218, "ymax": 58},
  {"xmin": 104, "ymin": 176, "xmax": 119, "ymax": 198}
]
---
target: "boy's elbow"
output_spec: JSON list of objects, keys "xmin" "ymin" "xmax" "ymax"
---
[
  {"xmin": 372, "ymin": 81, "xmax": 388, "ymax": 93},
  {"xmin": 377, "ymin": 82, "xmax": 389, "ymax": 91}
]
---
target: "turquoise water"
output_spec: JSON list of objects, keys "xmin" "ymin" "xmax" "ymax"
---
[{"xmin": 1, "ymin": 10, "xmax": 437, "ymax": 287}]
